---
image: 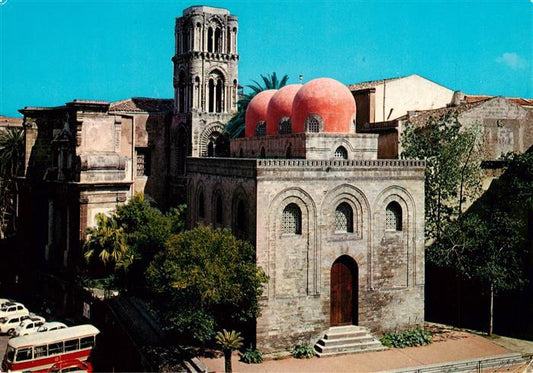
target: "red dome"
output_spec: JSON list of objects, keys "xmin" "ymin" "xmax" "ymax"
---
[
  {"xmin": 265, "ymin": 84, "xmax": 302, "ymax": 135},
  {"xmin": 245, "ymin": 90, "xmax": 277, "ymax": 138},
  {"xmin": 292, "ymin": 78, "xmax": 356, "ymax": 134}
]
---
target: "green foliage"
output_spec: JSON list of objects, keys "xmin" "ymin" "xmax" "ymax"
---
[
  {"xmin": 83, "ymin": 193, "xmax": 186, "ymax": 289},
  {"xmin": 216, "ymin": 329, "xmax": 244, "ymax": 351},
  {"xmin": 401, "ymin": 115, "xmax": 483, "ymax": 243},
  {"xmin": 84, "ymin": 213, "xmax": 130, "ymax": 268},
  {"xmin": 146, "ymin": 226, "xmax": 268, "ymax": 343},
  {"xmin": 291, "ymin": 343, "xmax": 315, "ymax": 359},
  {"xmin": 224, "ymin": 72, "xmax": 289, "ymax": 138},
  {"xmin": 428, "ymin": 149, "xmax": 532, "ymax": 295},
  {"xmin": 0, "ymin": 128, "xmax": 23, "ymax": 238},
  {"xmin": 380, "ymin": 328, "xmax": 433, "ymax": 348},
  {"xmin": 239, "ymin": 346, "xmax": 263, "ymax": 364}
]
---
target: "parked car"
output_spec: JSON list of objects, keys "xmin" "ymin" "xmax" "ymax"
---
[
  {"xmin": 37, "ymin": 321, "xmax": 67, "ymax": 333},
  {"xmin": 0, "ymin": 298, "xmax": 13, "ymax": 308},
  {"xmin": 0, "ymin": 314, "xmax": 29, "ymax": 335},
  {"xmin": 0, "ymin": 302, "xmax": 29, "ymax": 319},
  {"xmin": 12, "ymin": 315, "xmax": 46, "ymax": 336}
]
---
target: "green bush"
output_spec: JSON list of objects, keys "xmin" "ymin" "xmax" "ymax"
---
[
  {"xmin": 380, "ymin": 328, "xmax": 433, "ymax": 348},
  {"xmin": 291, "ymin": 343, "xmax": 315, "ymax": 359},
  {"xmin": 239, "ymin": 346, "xmax": 263, "ymax": 364}
]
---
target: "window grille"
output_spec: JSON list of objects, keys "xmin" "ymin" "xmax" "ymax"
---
[
  {"xmin": 255, "ymin": 121, "xmax": 266, "ymax": 136},
  {"xmin": 136, "ymin": 148, "xmax": 151, "ymax": 176},
  {"xmin": 305, "ymin": 114, "xmax": 323, "ymax": 132},
  {"xmin": 282, "ymin": 203, "xmax": 302, "ymax": 234},
  {"xmin": 386, "ymin": 202, "xmax": 402, "ymax": 231},
  {"xmin": 278, "ymin": 117, "xmax": 292, "ymax": 134},
  {"xmin": 334, "ymin": 146, "xmax": 348, "ymax": 159},
  {"xmin": 335, "ymin": 202, "xmax": 353, "ymax": 232}
]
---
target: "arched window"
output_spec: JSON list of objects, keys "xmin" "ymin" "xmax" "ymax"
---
[
  {"xmin": 285, "ymin": 143, "xmax": 292, "ymax": 159},
  {"xmin": 278, "ymin": 117, "xmax": 292, "ymax": 134},
  {"xmin": 198, "ymin": 191, "xmax": 205, "ymax": 219},
  {"xmin": 208, "ymin": 79, "xmax": 215, "ymax": 112},
  {"xmin": 207, "ymin": 27, "xmax": 214, "ymax": 52},
  {"xmin": 282, "ymin": 203, "xmax": 302, "ymax": 235},
  {"xmin": 215, "ymin": 194, "xmax": 223, "ymax": 224},
  {"xmin": 255, "ymin": 121, "xmax": 266, "ymax": 136},
  {"xmin": 334, "ymin": 146, "xmax": 348, "ymax": 159},
  {"xmin": 386, "ymin": 201, "xmax": 402, "ymax": 231},
  {"xmin": 335, "ymin": 202, "xmax": 353, "ymax": 233},
  {"xmin": 216, "ymin": 78, "xmax": 223, "ymax": 113},
  {"xmin": 178, "ymin": 71, "xmax": 186, "ymax": 113},
  {"xmin": 305, "ymin": 114, "xmax": 323, "ymax": 132},
  {"xmin": 236, "ymin": 199, "xmax": 246, "ymax": 232},
  {"xmin": 260, "ymin": 147, "xmax": 266, "ymax": 158},
  {"xmin": 214, "ymin": 27, "xmax": 222, "ymax": 52}
]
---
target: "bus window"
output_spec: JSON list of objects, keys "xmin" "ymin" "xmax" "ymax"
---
[
  {"xmin": 48, "ymin": 342, "xmax": 63, "ymax": 355},
  {"xmin": 15, "ymin": 348, "xmax": 32, "ymax": 362},
  {"xmin": 64, "ymin": 339, "xmax": 79, "ymax": 352},
  {"xmin": 80, "ymin": 336, "xmax": 94, "ymax": 349},
  {"xmin": 34, "ymin": 345, "xmax": 47, "ymax": 358},
  {"xmin": 5, "ymin": 346, "xmax": 15, "ymax": 362}
]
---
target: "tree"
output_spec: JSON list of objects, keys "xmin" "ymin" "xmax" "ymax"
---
[
  {"xmin": 0, "ymin": 128, "xmax": 24, "ymax": 238},
  {"xmin": 224, "ymin": 72, "xmax": 289, "ymax": 138},
  {"xmin": 428, "ymin": 149, "xmax": 532, "ymax": 335},
  {"xmin": 215, "ymin": 329, "xmax": 243, "ymax": 373},
  {"xmin": 146, "ymin": 226, "xmax": 268, "ymax": 343},
  {"xmin": 401, "ymin": 114, "xmax": 483, "ymax": 244},
  {"xmin": 83, "ymin": 193, "xmax": 185, "ymax": 290}
]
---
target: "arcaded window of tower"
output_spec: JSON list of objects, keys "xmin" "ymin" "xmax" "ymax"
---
[
  {"xmin": 386, "ymin": 201, "xmax": 402, "ymax": 231},
  {"xmin": 282, "ymin": 203, "xmax": 302, "ymax": 235},
  {"xmin": 335, "ymin": 202, "xmax": 353, "ymax": 233}
]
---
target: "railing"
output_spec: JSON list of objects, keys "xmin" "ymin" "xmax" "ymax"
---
[
  {"xmin": 256, "ymin": 159, "xmax": 425, "ymax": 168},
  {"xmin": 390, "ymin": 353, "xmax": 533, "ymax": 373}
]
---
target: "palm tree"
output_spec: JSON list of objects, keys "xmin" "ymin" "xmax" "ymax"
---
[
  {"xmin": 224, "ymin": 72, "xmax": 289, "ymax": 138},
  {"xmin": 83, "ymin": 213, "xmax": 131, "ymax": 270},
  {"xmin": 0, "ymin": 128, "xmax": 24, "ymax": 238},
  {"xmin": 215, "ymin": 329, "xmax": 244, "ymax": 373}
]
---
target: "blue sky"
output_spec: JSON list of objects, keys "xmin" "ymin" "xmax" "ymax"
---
[{"xmin": 0, "ymin": 0, "xmax": 531, "ymax": 117}]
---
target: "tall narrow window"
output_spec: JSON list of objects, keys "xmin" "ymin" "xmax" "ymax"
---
[
  {"xmin": 260, "ymin": 147, "xmax": 266, "ymax": 158},
  {"xmin": 198, "ymin": 191, "xmax": 205, "ymax": 219},
  {"xmin": 255, "ymin": 121, "xmax": 266, "ymax": 136},
  {"xmin": 278, "ymin": 117, "xmax": 291, "ymax": 134},
  {"xmin": 335, "ymin": 202, "xmax": 353, "ymax": 233},
  {"xmin": 207, "ymin": 27, "xmax": 214, "ymax": 52},
  {"xmin": 215, "ymin": 195, "xmax": 223, "ymax": 224},
  {"xmin": 282, "ymin": 203, "xmax": 302, "ymax": 235},
  {"xmin": 216, "ymin": 79, "xmax": 223, "ymax": 113},
  {"xmin": 214, "ymin": 27, "xmax": 222, "ymax": 52},
  {"xmin": 208, "ymin": 79, "xmax": 215, "ymax": 112},
  {"xmin": 385, "ymin": 201, "xmax": 402, "ymax": 231},
  {"xmin": 236, "ymin": 199, "xmax": 246, "ymax": 232}
]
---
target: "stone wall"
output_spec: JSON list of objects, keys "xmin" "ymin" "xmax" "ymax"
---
[{"xmin": 187, "ymin": 158, "xmax": 425, "ymax": 352}]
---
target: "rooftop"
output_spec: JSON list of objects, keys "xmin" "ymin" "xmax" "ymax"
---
[
  {"xmin": 348, "ymin": 76, "xmax": 406, "ymax": 91},
  {"xmin": 109, "ymin": 97, "xmax": 173, "ymax": 113}
]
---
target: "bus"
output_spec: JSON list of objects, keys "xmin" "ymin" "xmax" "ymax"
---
[{"xmin": 1, "ymin": 324, "xmax": 100, "ymax": 373}]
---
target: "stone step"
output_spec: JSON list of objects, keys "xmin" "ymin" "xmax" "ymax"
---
[
  {"xmin": 324, "ymin": 329, "xmax": 368, "ymax": 340},
  {"xmin": 318, "ymin": 335, "xmax": 376, "ymax": 347},
  {"xmin": 316, "ymin": 344, "xmax": 387, "ymax": 358},
  {"xmin": 315, "ymin": 340, "xmax": 384, "ymax": 354}
]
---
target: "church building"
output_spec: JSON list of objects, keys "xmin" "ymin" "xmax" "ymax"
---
[{"xmin": 16, "ymin": 5, "xmax": 426, "ymax": 353}]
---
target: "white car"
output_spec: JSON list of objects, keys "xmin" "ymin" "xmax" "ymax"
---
[
  {"xmin": 0, "ymin": 314, "xmax": 29, "ymax": 335},
  {"xmin": 37, "ymin": 321, "xmax": 67, "ymax": 333},
  {"xmin": 12, "ymin": 315, "xmax": 46, "ymax": 336},
  {"xmin": 0, "ymin": 298, "xmax": 13, "ymax": 308},
  {"xmin": 0, "ymin": 302, "xmax": 29, "ymax": 319}
]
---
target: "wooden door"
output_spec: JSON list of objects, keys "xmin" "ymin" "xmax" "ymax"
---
[{"xmin": 330, "ymin": 256, "xmax": 358, "ymax": 326}]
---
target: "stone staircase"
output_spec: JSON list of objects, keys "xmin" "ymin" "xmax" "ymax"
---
[{"xmin": 314, "ymin": 325, "xmax": 387, "ymax": 357}]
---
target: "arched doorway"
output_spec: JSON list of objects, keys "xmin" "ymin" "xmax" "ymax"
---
[{"xmin": 330, "ymin": 255, "xmax": 358, "ymax": 326}]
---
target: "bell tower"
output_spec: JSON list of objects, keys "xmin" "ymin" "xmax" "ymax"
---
[{"xmin": 172, "ymin": 6, "xmax": 238, "ymax": 167}]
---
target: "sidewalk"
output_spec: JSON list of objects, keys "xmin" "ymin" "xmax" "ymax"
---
[{"xmin": 200, "ymin": 329, "xmax": 513, "ymax": 372}]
